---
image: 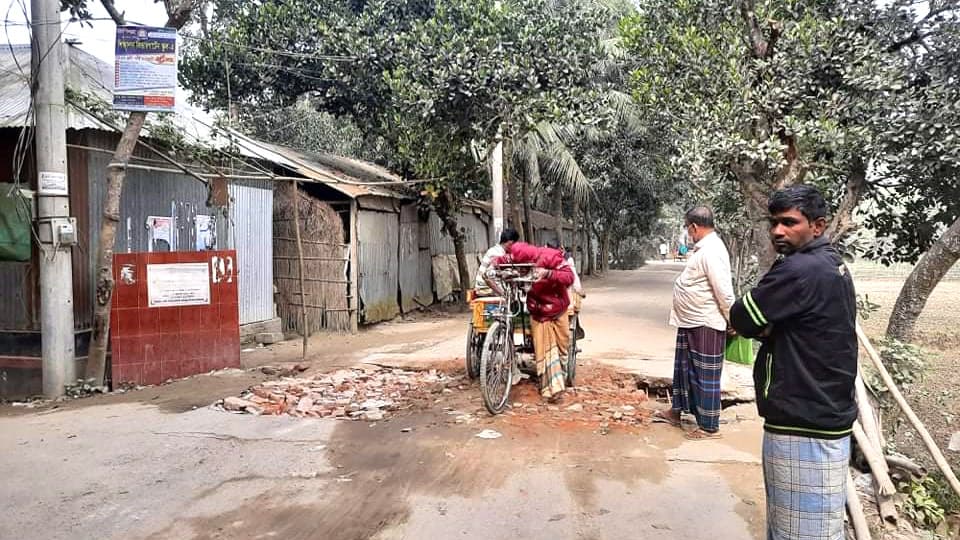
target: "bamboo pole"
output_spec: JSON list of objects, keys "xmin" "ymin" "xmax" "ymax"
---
[
  {"xmin": 856, "ymin": 323, "xmax": 960, "ymax": 498},
  {"xmin": 877, "ymin": 491, "xmax": 898, "ymax": 525},
  {"xmin": 846, "ymin": 470, "xmax": 873, "ymax": 540},
  {"xmin": 853, "ymin": 421, "xmax": 896, "ymax": 496},
  {"xmin": 292, "ymin": 181, "xmax": 308, "ymax": 360},
  {"xmin": 856, "ymin": 376, "xmax": 884, "ymax": 450},
  {"xmin": 885, "ymin": 455, "xmax": 926, "ymax": 477}
]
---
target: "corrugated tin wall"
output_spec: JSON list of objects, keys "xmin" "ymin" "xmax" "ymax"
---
[
  {"xmin": 86, "ymin": 151, "xmax": 229, "ymax": 256},
  {"xmin": 398, "ymin": 204, "xmax": 432, "ymax": 312},
  {"xmin": 427, "ymin": 210, "xmax": 490, "ymax": 256},
  {"xmin": 228, "ymin": 180, "xmax": 274, "ymax": 325},
  {"xmin": 357, "ymin": 209, "xmax": 399, "ymax": 323},
  {"xmin": 0, "ymin": 262, "xmax": 32, "ymax": 329},
  {"xmin": 68, "ymin": 143, "xmax": 92, "ymax": 330}
]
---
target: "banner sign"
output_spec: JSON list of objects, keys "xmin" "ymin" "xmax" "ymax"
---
[{"xmin": 114, "ymin": 26, "xmax": 178, "ymax": 112}]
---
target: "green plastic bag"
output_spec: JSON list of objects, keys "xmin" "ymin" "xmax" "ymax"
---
[
  {"xmin": 0, "ymin": 184, "xmax": 32, "ymax": 262},
  {"xmin": 725, "ymin": 335, "xmax": 754, "ymax": 365}
]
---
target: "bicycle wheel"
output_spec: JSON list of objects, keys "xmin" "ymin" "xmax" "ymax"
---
[
  {"xmin": 565, "ymin": 314, "xmax": 578, "ymax": 387},
  {"xmin": 480, "ymin": 321, "xmax": 514, "ymax": 415},
  {"xmin": 465, "ymin": 323, "xmax": 482, "ymax": 379}
]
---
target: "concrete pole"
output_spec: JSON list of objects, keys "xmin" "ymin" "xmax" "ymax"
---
[
  {"xmin": 491, "ymin": 138, "xmax": 504, "ymax": 241},
  {"xmin": 32, "ymin": 0, "xmax": 76, "ymax": 397}
]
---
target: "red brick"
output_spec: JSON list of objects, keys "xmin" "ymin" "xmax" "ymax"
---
[
  {"xmin": 115, "ymin": 363, "xmax": 142, "ymax": 386},
  {"xmin": 138, "ymin": 309, "xmax": 160, "ymax": 335},
  {"xmin": 141, "ymin": 334, "xmax": 162, "ymax": 362},
  {"xmin": 180, "ymin": 307, "xmax": 202, "ymax": 329},
  {"xmin": 142, "ymin": 361, "xmax": 162, "ymax": 385},
  {"xmin": 180, "ymin": 358, "xmax": 200, "ymax": 377},
  {"xmin": 111, "ymin": 336, "xmax": 137, "ymax": 365},
  {"xmin": 158, "ymin": 307, "xmax": 179, "ymax": 333},
  {"xmin": 160, "ymin": 360, "xmax": 181, "ymax": 381},
  {"xmin": 220, "ymin": 303, "xmax": 239, "ymax": 331}
]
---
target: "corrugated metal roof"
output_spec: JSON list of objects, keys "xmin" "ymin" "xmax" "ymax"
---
[
  {"xmin": 1, "ymin": 43, "xmax": 225, "ymax": 144},
  {"xmin": 464, "ymin": 199, "xmax": 573, "ymax": 230},
  {"xmin": 1, "ymin": 44, "xmax": 412, "ymax": 202},
  {"xmin": 0, "ymin": 44, "xmax": 114, "ymax": 130},
  {"xmin": 224, "ymin": 129, "xmax": 413, "ymax": 201}
]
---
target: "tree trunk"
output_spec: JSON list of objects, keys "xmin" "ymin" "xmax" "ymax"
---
[
  {"xmin": 553, "ymin": 184, "xmax": 563, "ymax": 246},
  {"xmin": 85, "ymin": 4, "xmax": 195, "ymax": 385},
  {"xmin": 585, "ymin": 201, "xmax": 595, "ymax": 276},
  {"xmin": 521, "ymin": 152, "xmax": 535, "ymax": 242},
  {"xmin": 436, "ymin": 186, "xmax": 471, "ymax": 304},
  {"xmin": 599, "ymin": 224, "xmax": 611, "ymax": 274},
  {"xmin": 507, "ymin": 147, "xmax": 524, "ymax": 239},
  {"xmin": 886, "ymin": 216, "xmax": 960, "ymax": 342},
  {"xmin": 737, "ymin": 176, "xmax": 777, "ymax": 274},
  {"xmin": 571, "ymin": 196, "xmax": 580, "ymax": 267},
  {"xmin": 86, "ymin": 111, "xmax": 147, "ymax": 384}
]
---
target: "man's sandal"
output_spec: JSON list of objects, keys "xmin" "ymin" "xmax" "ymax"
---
[
  {"xmin": 651, "ymin": 409, "xmax": 680, "ymax": 427},
  {"xmin": 684, "ymin": 428, "xmax": 722, "ymax": 440}
]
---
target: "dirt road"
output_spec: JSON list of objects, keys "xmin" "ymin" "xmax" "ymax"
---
[{"xmin": 0, "ymin": 264, "xmax": 766, "ymax": 540}]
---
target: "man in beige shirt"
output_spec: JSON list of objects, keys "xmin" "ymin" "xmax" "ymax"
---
[{"xmin": 654, "ymin": 206, "xmax": 735, "ymax": 439}]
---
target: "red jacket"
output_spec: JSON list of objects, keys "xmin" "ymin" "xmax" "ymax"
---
[{"xmin": 496, "ymin": 242, "xmax": 574, "ymax": 321}]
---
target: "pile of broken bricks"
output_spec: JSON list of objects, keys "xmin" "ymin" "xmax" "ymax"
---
[{"xmin": 215, "ymin": 366, "xmax": 461, "ymax": 421}]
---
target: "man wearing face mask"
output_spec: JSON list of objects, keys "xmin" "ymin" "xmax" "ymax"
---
[{"xmin": 730, "ymin": 185, "xmax": 857, "ymax": 540}]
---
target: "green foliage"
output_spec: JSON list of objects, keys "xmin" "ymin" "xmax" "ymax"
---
[
  {"xmin": 181, "ymin": 0, "xmax": 612, "ymax": 188},
  {"xmin": 65, "ymin": 88, "xmax": 219, "ymax": 166},
  {"xmin": 863, "ymin": 338, "xmax": 928, "ymax": 395},
  {"xmin": 238, "ymin": 99, "xmax": 391, "ymax": 164},
  {"xmin": 617, "ymin": 0, "xmax": 960, "ymax": 286},
  {"xmin": 901, "ymin": 476, "xmax": 948, "ymax": 529},
  {"xmin": 924, "ymin": 472, "xmax": 960, "ymax": 517},
  {"xmin": 861, "ymin": 2, "xmax": 960, "ymax": 264},
  {"xmin": 59, "ymin": 0, "xmax": 95, "ymax": 22}
]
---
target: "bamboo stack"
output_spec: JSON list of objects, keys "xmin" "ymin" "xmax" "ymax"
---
[{"xmin": 847, "ymin": 322, "xmax": 960, "ymax": 539}]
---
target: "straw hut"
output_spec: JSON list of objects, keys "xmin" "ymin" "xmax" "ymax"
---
[{"xmin": 273, "ymin": 183, "xmax": 350, "ymax": 334}]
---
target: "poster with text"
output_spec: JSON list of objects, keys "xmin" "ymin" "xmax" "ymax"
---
[
  {"xmin": 146, "ymin": 216, "xmax": 172, "ymax": 252},
  {"xmin": 114, "ymin": 26, "xmax": 178, "ymax": 112},
  {"xmin": 147, "ymin": 263, "xmax": 211, "ymax": 307}
]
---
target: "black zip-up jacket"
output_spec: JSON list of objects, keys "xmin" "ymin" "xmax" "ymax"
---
[{"xmin": 730, "ymin": 236, "xmax": 857, "ymax": 439}]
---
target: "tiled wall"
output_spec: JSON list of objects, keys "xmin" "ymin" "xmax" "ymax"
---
[{"xmin": 110, "ymin": 250, "xmax": 240, "ymax": 386}]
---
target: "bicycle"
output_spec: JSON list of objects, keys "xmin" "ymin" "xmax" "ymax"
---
[{"xmin": 476, "ymin": 264, "xmax": 579, "ymax": 415}]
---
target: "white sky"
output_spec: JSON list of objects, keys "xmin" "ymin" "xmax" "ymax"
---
[
  {"xmin": 2, "ymin": 0, "xmax": 169, "ymax": 62},
  {"xmin": 1, "ymin": 0, "xmax": 218, "ymax": 140}
]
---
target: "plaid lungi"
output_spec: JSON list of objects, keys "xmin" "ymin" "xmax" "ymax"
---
[
  {"xmin": 531, "ymin": 317, "xmax": 569, "ymax": 399},
  {"xmin": 672, "ymin": 326, "xmax": 725, "ymax": 432},
  {"xmin": 763, "ymin": 432, "xmax": 850, "ymax": 540}
]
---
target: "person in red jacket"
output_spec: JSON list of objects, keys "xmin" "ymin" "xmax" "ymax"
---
[{"xmin": 495, "ymin": 242, "xmax": 574, "ymax": 401}]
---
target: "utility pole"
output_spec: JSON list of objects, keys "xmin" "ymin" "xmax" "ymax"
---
[
  {"xmin": 491, "ymin": 138, "xmax": 504, "ymax": 241},
  {"xmin": 32, "ymin": 0, "xmax": 77, "ymax": 397}
]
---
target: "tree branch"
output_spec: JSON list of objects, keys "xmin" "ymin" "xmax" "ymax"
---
[
  {"xmin": 164, "ymin": 0, "xmax": 196, "ymax": 28},
  {"xmin": 99, "ymin": 0, "xmax": 125, "ymax": 25},
  {"xmin": 740, "ymin": 0, "xmax": 781, "ymax": 59},
  {"xmin": 826, "ymin": 156, "xmax": 867, "ymax": 243}
]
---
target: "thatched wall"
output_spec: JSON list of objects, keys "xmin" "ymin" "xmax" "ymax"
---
[{"xmin": 273, "ymin": 183, "xmax": 351, "ymax": 334}]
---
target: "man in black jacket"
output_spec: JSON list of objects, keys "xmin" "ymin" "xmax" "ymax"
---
[{"xmin": 730, "ymin": 185, "xmax": 857, "ymax": 540}]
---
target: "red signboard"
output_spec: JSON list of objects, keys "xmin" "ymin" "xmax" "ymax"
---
[{"xmin": 110, "ymin": 250, "xmax": 240, "ymax": 386}]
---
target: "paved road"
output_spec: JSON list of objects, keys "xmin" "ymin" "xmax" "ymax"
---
[{"xmin": 0, "ymin": 265, "xmax": 766, "ymax": 540}]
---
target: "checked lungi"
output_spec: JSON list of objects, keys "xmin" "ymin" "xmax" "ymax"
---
[
  {"xmin": 671, "ymin": 326, "xmax": 725, "ymax": 432},
  {"xmin": 763, "ymin": 432, "xmax": 850, "ymax": 540}
]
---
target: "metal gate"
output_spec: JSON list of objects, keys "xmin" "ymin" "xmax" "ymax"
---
[
  {"xmin": 228, "ymin": 180, "xmax": 274, "ymax": 325},
  {"xmin": 358, "ymin": 210, "xmax": 400, "ymax": 323}
]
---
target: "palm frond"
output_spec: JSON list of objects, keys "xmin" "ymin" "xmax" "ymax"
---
[
  {"xmin": 540, "ymin": 142, "xmax": 593, "ymax": 202},
  {"xmin": 607, "ymin": 89, "xmax": 644, "ymax": 134}
]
